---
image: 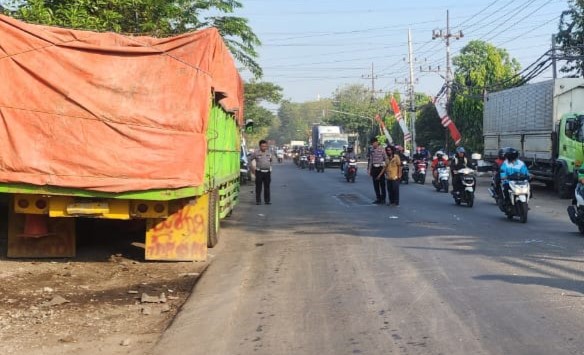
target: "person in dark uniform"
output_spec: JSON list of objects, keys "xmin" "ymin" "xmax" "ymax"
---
[{"xmin": 249, "ymin": 140, "xmax": 273, "ymax": 205}]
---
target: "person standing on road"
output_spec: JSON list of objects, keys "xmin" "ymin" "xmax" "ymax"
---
[
  {"xmin": 368, "ymin": 137, "xmax": 387, "ymax": 204},
  {"xmin": 249, "ymin": 139, "xmax": 272, "ymax": 205},
  {"xmin": 379, "ymin": 145, "xmax": 402, "ymax": 206}
]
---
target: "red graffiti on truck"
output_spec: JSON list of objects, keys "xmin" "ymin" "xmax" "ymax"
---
[{"xmin": 146, "ymin": 204, "xmax": 207, "ymax": 261}]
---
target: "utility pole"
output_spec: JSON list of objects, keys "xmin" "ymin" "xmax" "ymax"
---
[
  {"xmin": 432, "ymin": 9, "xmax": 463, "ymax": 152},
  {"xmin": 551, "ymin": 34, "xmax": 557, "ymax": 79},
  {"xmin": 432, "ymin": 10, "xmax": 463, "ymax": 100},
  {"xmin": 407, "ymin": 28, "xmax": 417, "ymax": 150},
  {"xmin": 362, "ymin": 62, "xmax": 382, "ymax": 101}
]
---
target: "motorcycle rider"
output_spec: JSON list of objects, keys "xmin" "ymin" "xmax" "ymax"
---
[
  {"xmin": 314, "ymin": 145, "xmax": 325, "ymax": 170},
  {"xmin": 394, "ymin": 145, "xmax": 408, "ymax": 163},
  {"xmin": 342, "ymin": 145, "xmax": 357, "ymax": 174},
  {"xmin": 451, "ymin": 146, "xmax": 473, "ymax": 196},
  {"xmin": 489, "ymin": 148, "xmax": 508, "ymax": 199},
  {"xmin": 431, "ymin": 150, "xmax": 449, "ymax": 182},
  {"xmin": 412, "ymin": 146, "xmax": 424, "ymax": 162},
  {"xmin": 315, "ymin": 145, "xmax": 325, "ymax": 159},
  {"xmin": 500, "ymin": 148, "xmax": 530, "ymax": 203},
  {"xmin": 412, "ymin": 146, "xmax": 428, "ymax": 175}
]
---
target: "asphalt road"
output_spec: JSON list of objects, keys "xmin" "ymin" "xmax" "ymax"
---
[{"xmin": 154, "ymin": 161, "xmax": 584, "ymax": 355}]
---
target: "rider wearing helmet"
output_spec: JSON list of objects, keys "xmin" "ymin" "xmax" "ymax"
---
[
  {"xmin": 412, "ymin": 146, "xmax": 428, "ymax": 175},
  {"xmin": 431, "ymin": 150, "xmax": 449, "ymax": 181},
  {"xmin": 451, "ymin": 146, "xmax": 473, "ymax": 195},
  {"xmin": 412, "ymin": 146, "xmax": 424, "ymax": 161},
  {"xmin": 495, "ymin": 148, "xmax": 507, "ymax": 170},
  {"xmin": 500, "ymin": 148, "xmax": 530, "ymax": 202},
  {"xmin": 394, "ymin": 145, "xmax": 408, "ymax": 163},
  {"xmin": 315, "ymin": 144, "xmax": 325, "ymax": 158},
  {"xmin": 341, "ymin": 145, "xmax": 357, "ymax": 173},
  {"xmin": 490, "ymin": 147, "xmax": 509, "ymax": 198}
]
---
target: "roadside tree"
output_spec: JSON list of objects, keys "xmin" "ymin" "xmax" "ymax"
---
[
  {"xmin": 451, "ymin": 40, "xmax": 520, "ymax": 153},
  {"xmin": 2, "ymin": 0, "xmax": 262, "ymax": 77}
]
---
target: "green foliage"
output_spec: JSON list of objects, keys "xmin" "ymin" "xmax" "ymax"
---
[
  {"xmin": 272, "ymin": 99, "xmax": 328, "ymax": 145},
  {"xmin": 324, "ymin": 84, "xmax": 388, "ymax": 151},
  {"xmin": 3, "ymin": 0, "xmax": 262, "ymax": 77},
  {"xmin": 244, "ymin": 80, "xmax": 282, "ymax": 142},
  {"xmin": 557, "ymin": 0, "xmax": 584, "ymax": 76},
  {"xmin": 451, "ymin": 40, "xmax": 521, "ymax": 153},
  {"xmin": 415, "ymin": 102, "xmax": 445, "ymax": 154}
]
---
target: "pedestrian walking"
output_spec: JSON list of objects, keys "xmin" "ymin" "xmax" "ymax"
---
[
  {"xmin": 249, "ymin": 139, "xmax": 272, "ymax": 205},
  {"xmin": 368, "ymin": 137, "xmax": 387, "ymax": 204},
  {"xmin": 379, "ymin": 145, "xmax": 402, "ymax": 206}
]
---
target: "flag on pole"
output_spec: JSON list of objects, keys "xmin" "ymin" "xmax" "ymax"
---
[
  {"xmin": 374, "ymin": 114, "xmax": 394, "ymax": 144},
  {"xmin": 390, "ymin": 96, "xmax": 412, "ymax": 142},
  {"xmin": 433, "ymin": 88, "xmax": 462, "ymax": 145}
]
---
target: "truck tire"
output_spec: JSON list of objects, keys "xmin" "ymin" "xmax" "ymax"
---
[
  {"xmin": 556, "ymin": 169, "xmax": 572, "ymax": 199},
  {"xmin": 207, "ymin": 189, "xmax": 220, "ymax": 248}
]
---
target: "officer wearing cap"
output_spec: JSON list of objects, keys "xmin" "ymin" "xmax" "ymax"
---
[{"xmin": 249, "ymin": 139, "xmax": 273, "ymax": 205}]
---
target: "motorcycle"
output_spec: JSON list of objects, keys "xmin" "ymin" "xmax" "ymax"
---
[
  {"xmin": 412, "ymin": 159, "xmax": 427, "ymax": 184},
  {"xmin": 240, "ymin": 158, "xmax": 250, "ymax": 184},
  {"xmin": 308, "ymin": 155, "xmax": 316, "ymax": 171},
  {"xmin": 316, "ymin": 156, "xmax": 325, "ymax": 173},
  {"xmin": 452, "ymin": 167, "xmax": 476, "ymax": 207},
  {"xmin": 567, "ymin": 183, "xmax": 584, "ymax": 234},
  {"xmin": 432, "ymin": 162, "xmax": 450, "ymax": 193},
  {"xmin": 277, "ymin": 152, "xmax": 284, "ymax": 163},
  {"xmin": 488, "ymin": 175, "xmax": 503, "ymax": 203},
  {"xmin": 498, "ymin": 173, "xmax": 530, "ymax": 222},
  {"xmin": 345, "ymin": 158, "xmax": 357, "ymax": 183},
  {"xmin": 400, "ymin": 161, "xmax": 409, "ymax": 184},
  {"xmin": 299, "ymin": 155, "xmax": 307, "ymax": 169}
]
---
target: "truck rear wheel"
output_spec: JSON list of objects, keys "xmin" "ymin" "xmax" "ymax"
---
[
  {"xmin": 207, "ymin": 190, "xmax": 220, "ymax": 248},
  {"xmin": 556, "ymin": 169, "xmax": 572, "ymax": 199}
]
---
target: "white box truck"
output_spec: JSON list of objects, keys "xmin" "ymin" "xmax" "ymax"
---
[{"xmin": 483, "ymin": 78, "xmax": 584, "ymax": 198}]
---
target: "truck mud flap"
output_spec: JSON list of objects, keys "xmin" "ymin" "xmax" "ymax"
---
[
  {"xmin": 145, "ymin": 194, "xmax": 209, "ymax": 261},
  {"xmin": 7, "ymin": 205, "xmax": 76, "ymax": 258}
]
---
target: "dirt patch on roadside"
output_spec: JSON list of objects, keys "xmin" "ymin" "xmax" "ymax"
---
[{"xmin": 0, "ymin": 217, "xmax": 210, "ymax": 355}]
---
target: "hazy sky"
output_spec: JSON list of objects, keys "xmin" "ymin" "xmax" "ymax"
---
[{"xmin": 237, "ymin": 0, "xmax": 569, "ymax": 102}]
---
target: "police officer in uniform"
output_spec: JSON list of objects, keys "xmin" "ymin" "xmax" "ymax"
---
[
  {"xmin": 368, "ymin": 137, "xmax": 388, "ymax": 204},
  {"xmin": 249, "ymin": 139, "xmax": 273, "ymax": 205}
]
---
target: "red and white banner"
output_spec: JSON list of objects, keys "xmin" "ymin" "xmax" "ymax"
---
[
  {"xmin": 433, "ymin": 90, "xmax": 462, "ymax": 145},
  {"xmin": 390, "ymin": 97, "xmax": 411, "ymax": 142},
  {"xmin": 374, "ymin": 114, "xmax": 394, "ymax": 144}
]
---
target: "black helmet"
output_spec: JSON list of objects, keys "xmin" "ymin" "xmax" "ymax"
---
[
  {"xmin": 456, "ymin": 146, "xmax": 466, "ymax": 155},
  {"xmin": 498, "ymin": 148, "xmax": 506, "ymax": 159},
  {"xmin": 347, "ymin": 145, "xmax": 354, "ymax": 152},
  {"xmin": 504, "ymin": 148, "xmax": 519, "ymax": 161}
]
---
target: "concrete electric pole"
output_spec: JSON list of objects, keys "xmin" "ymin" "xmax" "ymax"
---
[
  {"xmin": 431, "ymin": 9, "xmax": 463, "ymax": 152},
  {"xmin": 407, "ymin": 28, "xmax": 417, "ymax": 150},
  {"xmin": 432, "ymin": 10, "xmax": 463, "ymax": 102},
  {"xmin": 362, "ymin": 63, "xmax": 383, "ymax": 101}
]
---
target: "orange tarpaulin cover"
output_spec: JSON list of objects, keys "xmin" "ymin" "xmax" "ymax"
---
[{"xmin": 0, "ymin": 14, "xmax": 243, "ymax": 193}]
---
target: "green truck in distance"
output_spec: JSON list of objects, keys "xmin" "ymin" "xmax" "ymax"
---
[{"xmin": 311, "ymin": 125, "xmax": 348, "ymax": 167}]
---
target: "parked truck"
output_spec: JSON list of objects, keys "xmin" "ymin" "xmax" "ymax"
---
[
  {"xmin": 0, "ymin": 15, "xmax": 244, "ymax": 260},
  {"xmin": 311, "ymin": 125, "xmax": 348, "ymax": 166},
  {"xmin": 483, "ymin": 78, "xmax": 584, "ymax": 198}
]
